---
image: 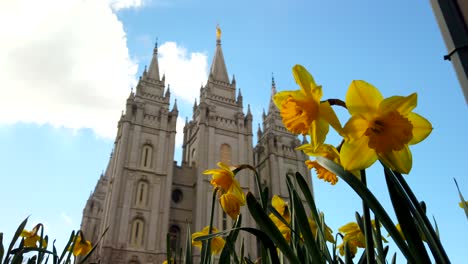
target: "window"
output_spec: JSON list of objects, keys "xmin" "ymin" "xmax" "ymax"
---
[
  {"xmin": 220, "ymin": 144, "xmax": 232, "ymax": 165},
  {"xmin": 169, "ymin": 225, "xmax": 180, "ymax": 252},
  {"xmin": 130, "ymin": 218, "xmax": 144, "ymax": 248},
  {"xmin": 135, "ymin": 181, "xmax": 149, "ymax": 207},
  {"xmin": 171, "ymin": 189, "xmax": 183, "ymax": 203},
  {"xmin": 141, "ymin": 145, "xmax": 153, "ymax": 168}
]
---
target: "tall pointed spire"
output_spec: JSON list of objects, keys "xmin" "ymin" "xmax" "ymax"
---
[
  {"xmin": 147, "ymin": 38, "xmax": 160, "ymax": 81},
  {"xmin": 268, "ymin": 74, "xmax": 280, "ymax": 114},
  {"xmin": 271, "ymin": 73, "xmax": 277, "ymax": 95},
  {"xmin": 209, "ymin": 25, "xmax": 230, "ymax": 83}
]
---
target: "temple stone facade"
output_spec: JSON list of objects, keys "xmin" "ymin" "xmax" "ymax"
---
[{"xmin": 80, "ymin": 30, "xmax": 312, "ymax": 264}]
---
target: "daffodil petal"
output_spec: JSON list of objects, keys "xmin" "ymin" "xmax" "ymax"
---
[
  {"xmin": 203, "ymin": 169, "xmax": 221, "ymax": 175},
  {"xmin": 407, "ymin": 112, "xmax": 433, "ymax": 145},
  {"xmin": 319, "ymin": 101, "xmax": 342, "ymax": 133},
  {"xmin": 292, "ymin": 64, "xmax": 318, "ymax": 96},
  {"xmin": 342, "ymin": 115, "xmax": 369, "ymax": 140},
  {"xmin": 379, "ymin": 93, "xmax": 417, "ymax": 115},
  {"xmin": 217, "ymin": 162, "xmax": 232, "ymax": 172},
  {"xmin": 271, "ymin": 195, "xmax": 286, "ymax": 215},
  {"xmin": 273, "ymin": 90, "xmax": 304, "ymax": 109},
  {"xmin": 378, "ymin": 145, "xmax": 412, "ymax": 174},
  {"xmin": 341, "ymin": 137, "xmax": 378, "ymax": 171},
  {"xmin": 309, "ymin": 117, "xmax": 329, "ymax": 148},
  {"xmin": 346, "ymin": 80, "xmax": 383, "ymax": 119},
  {"xmin": 227, "ymin": 181, "xmax": 245, "ymax": 205}
]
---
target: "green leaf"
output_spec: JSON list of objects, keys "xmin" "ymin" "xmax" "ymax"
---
[
  {"xmin": 246, "ymin": 192, "xmax": 300, "ymax": 264},
  {"xmin": 384, "ymin": 168, "xmax": 430, "ymax": 262},
  {"xmin": 454, "ymin": 178, "xmax": 468, "ymax": 221},
  {"xmin": 167, "ymin": 233, "xmax": 172, "ymax": 264},
  {"xmin": 78, "ymin": 226, "xmax": 109, "ymax": 264},
  {"xmin": 58, "ymin": 231, "xmax": 75, "ymax": 263},
  {"xmin": 315, "ymin": 157, "xmax": 415, "ymax": 263},
  {"xmin": 290, "ymin": 188, "xmax": 323, "ymax": 263},
  {"xmin": 343, "ymin": 241, "xmax": 354, "ymax": 264},
  {"xmin": 0, "ymin": 233, "xmax": 4, "ymax": 263},
  {"xmin": 219, "ymin": 215, "xmax": 242, "ymax": 264},
  {"xmin": 184, "ymin": 220, "xmax": 192, "ymax": 264},
  {"xmin": 3, "ymin": 217, "xmax": 28, "ymax": 264},
  {"xmin": 386, "ymin": 167, "xmax": 450, "ymax": 263},
  {"xmin": 293, "ymin": 172, "xmax": 333, "ymax": 262},
  {"xmin": 195, "ymin": 227, "xmax": 281, "ymax": 264}
]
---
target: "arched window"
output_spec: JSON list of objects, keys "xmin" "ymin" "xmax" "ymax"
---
[
  {"xmin": 169, "ymin": 225, "xmax": 180, "ymax": 252},
  {"xmin": 140, "ymin": 145, "xmax": 153, "ymax": 169},
  {"xmin": 135, "ymin": 181, "xmax": 149, "ymax": 208},
  {"xmin": 130, "ymin": 218, "xmax": 144, "ymax": 248},
  {"xmin": 220, "ymin": 144, "xmax": 232, "ymax": 165}
]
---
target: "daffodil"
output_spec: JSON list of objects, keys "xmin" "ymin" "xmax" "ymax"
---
[
  {"xmin": 459, "ymin": 201, "xmax": 468, "ymax": 208},
  {"xmin": 300, "ymin": 143, "xmax": 341, "ymax": 185},
  {"xmin": 20, "ymin": 225, "xmax": 47, "ymax": 248},
  {"xmin": 204, "ymin": 162, "xmax": 246, "ymax": 219},
  {"xmin": 340, "ymin": 80, "xmax": 432, "ymax": 174},
  {"xmin": 192, "ymin": 226, "xmax": 225, "ymax": 255},
  {"xmin": 70, "ymin": 233, "xmax": 92, "ymax": 256},
  {"xmin": 308, "ymin": 216, "xmax": 335, "ymax": 243},
  {"xmin": 337, "ymin": 222, "xmax": 365, "ymax": 257},
  {"xmin": 273, "ymin": 65, "xmax": 341, "ymax": 148},
  {"xmin": 337, "ymin": 220, "xmax": 387, "ymax": 257},
  {"xmin": 269, "ymin": 195, "xmax": 291, "ymax": 241},
  {"xmin": 162, "ymin": 258, "xmax": 174, "ymax": 264}
]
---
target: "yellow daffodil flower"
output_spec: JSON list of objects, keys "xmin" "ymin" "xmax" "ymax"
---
[
  {"xmin": 191, "ymin": 226, "xmax": 225, "ymax": 255},
  {"xmin": 20, "ymin": 225, "xmax": 47, "ymax": 248},
  {"xmin": 459, "ymin": 201, "xmax": 468, "ymax": 208},
  {"xmin": 162, "ymin": 258, "xmax": 174, "ymax": 264},
  {"xmin": 308, "ymin": 216, "xmax": 335, "ymax": 243},
  {"xmin": 340, "ymin": 80, "xmax": 432, "ymax": 174},
  {"xmin": 204, "ymin": 162, "xmax": 246, "ymax": 219},
  {"xmin": 337, "ymin": 220, "xmax": 387, "ymax": 257},
  {"xmin": 269, "ymin": 195, "xmax": 291, "ymax": 241},
  {"xmin": 273, "ymin": 65, "xmax": 341, "ymax": 148},
  {"xmin": 70, "ymin": 233, "xmax": 92, "ymax": 256},
  {"xmin": 300, "ymin": 143, "xmax": 341, "ymax": 185},
  {"xmin": 337, "ymin": 222, "xmax": 365, "ymax": 257}
]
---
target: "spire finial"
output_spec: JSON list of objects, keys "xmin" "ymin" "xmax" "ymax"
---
[
  {"xmin": 155, "ymin": 37, "xmax": 158, "ymax": 49},
  {"xmin": 216, "ymin": 24, "xmax": 222, "ymax": 43},
  {"xmin": 271, "ymin": 73, "xmax": 277, "ymax": 95}
]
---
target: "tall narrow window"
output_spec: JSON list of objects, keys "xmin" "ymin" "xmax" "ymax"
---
[
  {"xmin": 130, "ymin": 219, "xmax": 144, "ymax": 248},
  {"xmin": 220, "ymin": 144, "xmax": 232, "ymax": 165},
  {"xmin": 135, "ymin": 181, "xmax": 148, "ymax": 208},
  {"xmin": 141, "ymin": 145, "xmax": 153, "ymax": 169}
]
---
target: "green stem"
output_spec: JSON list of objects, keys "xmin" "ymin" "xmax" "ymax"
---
[
  {"xmin": 203, "ymin": 187, "xmax": 219, "ymax": 264},
  {"xmin": 360, "ymin": 170, "xmax": 375, "ymax": 264},
  {"xmin": 233, "ymin": 165, "xmax": 267, "ymax": 211}
]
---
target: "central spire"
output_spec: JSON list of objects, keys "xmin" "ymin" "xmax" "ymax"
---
[
  {"xmin": 209, "ymin": 25, "xmax": 230, "ymax": 84},
  {"xmin": 147, "ymin": 39, "xmax": 160, "ymax": 81}
]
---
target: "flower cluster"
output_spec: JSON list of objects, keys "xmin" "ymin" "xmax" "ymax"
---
[{"xmin": 275, "ymin": 65, "xmax": 432, "ymax": 184}]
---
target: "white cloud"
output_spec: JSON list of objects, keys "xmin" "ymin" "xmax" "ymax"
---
[
  {"xmin": 159, "ymin": 42, "xmax": 208, "ymax": 103},
  {"xmin": 60, "ymin": 212, "xmax": 73, "ymax": 226},
  {"xmin": 109, "ymin": 0, "xmax": 143, "ymax": 10},
  {"xmin": 175, "ymin": 116, "xmax": 185, "ymax": 148},
  {"xmin": 0, "ymin": 0, "xmax": 138, "ymax": 138}
]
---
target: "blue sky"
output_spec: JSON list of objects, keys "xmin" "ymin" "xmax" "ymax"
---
[{"xmin": 0, "ymin": 0, "xmax": 467, "ymax": 262}]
